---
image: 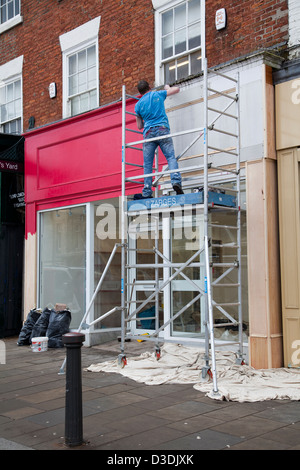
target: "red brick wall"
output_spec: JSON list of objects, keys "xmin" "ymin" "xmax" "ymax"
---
[
  {"xmin": 0, "ymin": 0, "xmax": 155, "ymax": 130},
  {"xmin": 0, "ymin": 0, "xmax": 289, "ymax": 130},
  {"xmin": 206, "ymin": 0, "xmax": 289, "ymax": 67}
]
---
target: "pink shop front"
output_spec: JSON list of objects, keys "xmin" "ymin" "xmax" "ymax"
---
[{"xmin": 23, "ymin": 100, "xmax": 142, "ymax": 346}]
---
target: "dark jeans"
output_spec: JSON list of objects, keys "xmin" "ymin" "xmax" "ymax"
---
[{"xmin": 142, "ymin": 126, "xmax": 181, "ymax": 197}]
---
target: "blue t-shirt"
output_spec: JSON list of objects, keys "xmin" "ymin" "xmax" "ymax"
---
[{"xmin": 135, "ymin": 90, "xmax": 169, "ymax": 136}]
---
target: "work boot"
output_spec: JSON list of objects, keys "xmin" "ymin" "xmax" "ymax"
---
[
  {"xmin": 133, "ymin": 193, "xmax": 153, "ymax": 200},
  {"xmin": 173, "ymin": 184, "xmax": 184, "ymax": 195}
]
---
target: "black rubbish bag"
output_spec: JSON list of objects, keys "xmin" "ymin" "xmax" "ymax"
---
[
  {"xmin": 46, "ymin": 309, "xmax": 71, "ymax": 348},
  {"xmin": 17, "ymin": 308, "xmax": 41, "ymax": 346},
  {"xmin": 30, "ymin": 307, "xmax": 52, "ymax": 341}
]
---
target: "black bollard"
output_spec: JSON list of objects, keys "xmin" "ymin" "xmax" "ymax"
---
[{"xmin": 62, "ymin": 332, "xmax": 85, "ymax": 447}]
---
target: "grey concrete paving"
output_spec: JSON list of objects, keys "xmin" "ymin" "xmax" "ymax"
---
[
  {"xmin": 0, "ymin": 437, "xmax": 33, "ymax": 450},
  {"xmin": 0, "ymin": 336, "xmax": 299, "ymax": 453}
]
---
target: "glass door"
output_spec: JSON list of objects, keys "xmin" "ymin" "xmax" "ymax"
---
[
  {"xmin": 169, "ymin": 211, "xmax": 206, "ymax": 339},
  {"xmin": 127, "ymin": 212, "xmax": 164, "ymax": 336}
]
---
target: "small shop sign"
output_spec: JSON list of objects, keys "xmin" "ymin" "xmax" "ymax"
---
[
  {"xmin": 0, "ymin": 159, "xmax": 24, "ymax": 173},
  {"xmin": 9, "ymin": 191, "xmax": 25, "ymax": 208}
]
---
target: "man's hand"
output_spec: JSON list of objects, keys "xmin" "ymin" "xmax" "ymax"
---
[
  {"xmin": 164, "ymin": 84, "xmax": 180, "ymax": 96},
  {"xmin": 136, "ymin": 115, "xmax": 144, "ymax": 130}
]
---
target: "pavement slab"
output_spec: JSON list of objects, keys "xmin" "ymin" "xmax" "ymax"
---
[{"xmin": 0, "ymin": 336, "xmax": 299, "ymax": 454}]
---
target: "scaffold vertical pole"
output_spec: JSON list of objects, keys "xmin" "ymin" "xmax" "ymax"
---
[
  {"xmin": 204, "ymin": 236, "xmax": 219, "ymax": 395},
  {"xmin": 119, "ymin": 84, "xmax": 127, "ymax": 368},
  {"xmin": 236, "ymin": 71, "xmax": 244, "ymax": 365},
  {"xmin": 154, "ymin": 148, "xmax": 161, "ymax": 359},
  {"xmin": 203, "ymin": 57, "xmax": 218, "ymax": 394}
]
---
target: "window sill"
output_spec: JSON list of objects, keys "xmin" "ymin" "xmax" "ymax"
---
[
  {"xmin": 157, "ymin": 71, "xmax": 203, "ymax": 88},
  {"xmin": 0, "ymin": 15, "xmax": 23, "ymax": 35}
]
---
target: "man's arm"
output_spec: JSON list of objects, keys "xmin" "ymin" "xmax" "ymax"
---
[
  {"xmin": 136, "ymin": 114, "xmax": 144, "ymax": 130},
  {"xmin": 164, "ymin": 84, "xmax": 180, "ymax": 96}
]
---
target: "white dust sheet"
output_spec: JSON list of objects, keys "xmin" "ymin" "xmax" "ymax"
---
[{"xmin": 87, "ymin": 343, "xmax": 300, "ymax": 402}]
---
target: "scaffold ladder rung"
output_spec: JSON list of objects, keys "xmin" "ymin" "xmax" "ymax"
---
[
  {"xmin": 208, "ymin": 183, "xmax": 238, "ymax": 192},
  {"xmin": 207, "ymin": 67, "xmax": 238, "ymax": 83},
  {"xmin": 207, "ymin": 106, "xmax": 238, "ymax": 119},
  {"xmin": 126, "ymin": 126, "xmax": 205, "ymax": 147},
  {"xmin": 208, "ymin": 145, "xmax": 238, "ymax": 156},
  {"xmin": 211, "ymin": 243, "xmax": 239, "ymax": 248},
  {"xmin": 211, "ymin": 262, "xmax": 238, "ymax": 268},
  {"xmin": 213, "ymin": 322, "xmax": 238, "ymax": 328},
  {"xmin": 125, "ymin": 93, "xmax": 139, "ymax": 100},
  {"xmin": 125, "ymin": 127, "xmax": 143, "ymax": 134},
  {"xmin": 208, "ymin": 87, "xmax": 238, "ymax": 101},
  {"xmin": 208, "ymin": 223, "xmax": 238, "ymax": 230},
  {"xmin": 208, "ymin": 166, "xmax": 239, "ymax": 175},
  {"xmin": 125, "ymin": 145, "xmax": 143, "ymax": 151},
  {"xmin": 209, "ymin": 126, "xmax": 238, "ymax": 138},
  {"xmin": 126, "ymin": 316, "xmax": 156, "ymax": 321},
  {"xmin": 125, "ymin": 161, "xmax": 144, "ymax": 167},
  {"xmin": 214, "ymin": 302, "xmax": 240, "ymax": 307},
  {"xmin": 213, "ymin": 283, "xmax": 240, "ymax": 287}
]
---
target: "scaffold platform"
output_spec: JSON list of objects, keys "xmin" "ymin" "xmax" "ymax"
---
[{"xmin": 127, "ymin": 190, "xmax": 236, "ymax": 212}]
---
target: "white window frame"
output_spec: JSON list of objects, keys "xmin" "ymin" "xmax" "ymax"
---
[
  {"xmin": 59, "ymin": 17, "xmax": 101, "ymax": 119},
  {"xmin": 0, "ymin": 0, "xmax": 23, "ymax": 34},
  {"xmin": 65, "ymin": 41, "xmax": 98, "ymax": 118},
  {"xmin": 153, "ymin": 0, "xmax": 204, "ymax": 85},
  {"xmin": 0, "ymin": 56, "xmax": 23, "ymax": 134}
]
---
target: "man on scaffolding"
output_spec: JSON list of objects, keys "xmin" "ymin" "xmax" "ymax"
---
[{"xmin": 134, "ymin": 80, "xmax": 184, "ymax": 199}]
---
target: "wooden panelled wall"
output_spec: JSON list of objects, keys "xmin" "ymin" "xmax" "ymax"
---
[{"xmin": 277, "ymin": 148, "xmax": 300, "ymax": 368}]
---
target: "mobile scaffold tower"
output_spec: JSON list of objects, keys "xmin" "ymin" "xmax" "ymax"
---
[{"xmin": 116, "ymin": 56, "xmax": 243, "ymax": 395}]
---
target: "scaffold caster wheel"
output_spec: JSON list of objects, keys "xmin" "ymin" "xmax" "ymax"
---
[
  {"xmin": 235, "ymin": 357, "xmax": 245, "ymax": 366},
  {"xmin": 155, "ymin": 347, "xmax": 161, "ymax": 360},
  {"xmin": 199, "ymin": 366, "xmax": 212, "ymax": 382},
  {"xmin": 117, "ymin": 354, "xmax": 127, "ymax": 369}
]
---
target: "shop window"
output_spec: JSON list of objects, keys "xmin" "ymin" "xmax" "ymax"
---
[
  {"xmin": 93, "ymin": 198, "xmax": 122, "ymax": 329},
  {"xmin": 38, "ymin": 206, "xmax": 86, "ymax": 328}
]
